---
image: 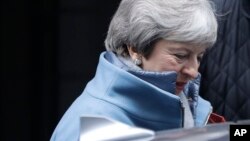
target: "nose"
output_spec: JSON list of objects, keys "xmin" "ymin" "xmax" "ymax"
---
[{"xmin": 182, "ymin": 59, "xmax": 199, "ymax": 79}]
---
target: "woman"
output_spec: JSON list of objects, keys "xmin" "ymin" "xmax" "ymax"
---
[{"xmin": 51, "ymin": 0, "xmax": 218, "ymax": 140}]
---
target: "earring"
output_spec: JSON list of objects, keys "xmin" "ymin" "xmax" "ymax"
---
[{"xmin": 134, "ymin": 58, "xmax": 142, "ymax": 65}]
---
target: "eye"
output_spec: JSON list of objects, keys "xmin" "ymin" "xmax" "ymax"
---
[{"xmin": 174, "ymin": 54, "xmax": 188, "ymax": 60}]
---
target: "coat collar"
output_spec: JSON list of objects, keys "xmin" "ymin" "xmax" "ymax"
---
[{"xmin": 86, "ymin": 51, "xmax": 211, "ymax": 128}]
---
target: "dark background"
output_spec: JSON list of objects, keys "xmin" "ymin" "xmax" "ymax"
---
[
  {"xmin": 2, "ymin": 0, "xmax": 250, "ymax": 141},
  {"xmin": 1, "ymin": 0, "xmax": 120, "ymax": 141}
]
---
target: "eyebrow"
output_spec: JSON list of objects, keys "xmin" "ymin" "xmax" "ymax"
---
[
  {"xmin": 168, "ymin": 47, "xmax": 191, "ymax": 53},
  {"xmin": 169, "ymin": 47, "xmax": 206, "ymax": 55}
]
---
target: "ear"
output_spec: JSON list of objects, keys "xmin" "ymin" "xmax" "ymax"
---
[{"xmin": 127, "ymin": 46, "xmax": 140, "ymax": 60}]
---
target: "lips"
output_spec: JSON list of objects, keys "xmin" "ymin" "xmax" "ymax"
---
[{"xmin": 176, "ymin": 82, "xmax": 187, "ymax": 90}]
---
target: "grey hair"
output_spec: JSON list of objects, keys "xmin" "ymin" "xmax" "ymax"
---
[{"xmin": 105, "ymin": 0, "xmax": 218, "ymax": 57}]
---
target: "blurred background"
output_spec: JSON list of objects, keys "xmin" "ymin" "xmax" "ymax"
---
[{"xmin": 1, "ymin": 0, "xmax": 250, "ymax": 141}]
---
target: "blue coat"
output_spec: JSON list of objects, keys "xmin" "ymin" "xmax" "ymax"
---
[{"xmin": 50, "ymin": 51, "xmax": 212, "ymax": 141}]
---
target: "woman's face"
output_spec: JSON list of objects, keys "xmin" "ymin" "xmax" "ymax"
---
[{"xmin": 141, "ymin": 40, "xmax": 207, "ymax": 94}]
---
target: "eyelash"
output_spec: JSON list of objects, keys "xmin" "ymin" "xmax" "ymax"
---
[
  {"xmin": 175, "ymin": 54, "xmax": 203, "ymax": 63},
  {"xmin": 174, "ymin": 54, "xmax": 188, "ymax": 60}
]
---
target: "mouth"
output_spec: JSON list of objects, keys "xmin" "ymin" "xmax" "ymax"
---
[{"xmin": 176, "ymin": 82, "xmax": 187, "ymax": 91}]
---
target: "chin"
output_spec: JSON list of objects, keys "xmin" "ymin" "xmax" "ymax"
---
[{"xmin": 175, "ymin": 90, "xmax": 181, "ymax": 95}]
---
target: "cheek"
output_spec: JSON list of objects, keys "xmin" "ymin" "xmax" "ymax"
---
[
  {"xmin": 158, "ymin": 56, "xmax": 182, "ymax": 72},
  {"xmin": 143, "ymin": 54, "xmax": 182, "ymax": 72}
]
